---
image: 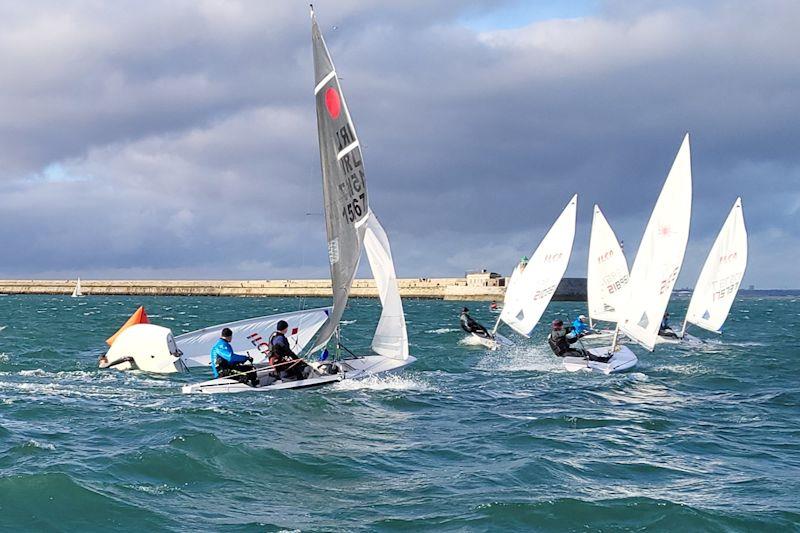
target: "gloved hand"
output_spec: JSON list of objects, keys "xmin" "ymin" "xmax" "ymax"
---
[{"xmin": 247, "ymin": 355, "xmax": 254, "ymax": 363}]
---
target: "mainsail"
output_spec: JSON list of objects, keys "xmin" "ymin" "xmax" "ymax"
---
[
  {"xmin": 683, "ymin": 197, "xmax": 747, "ymax": 333},
  {"xmin": 587, "ymin": 206, "xmax": 629, "ymax": 325},
  {"xmin": 310, "ymin": 7, "xmax": 369, "ymax": 352},
  {"xmin": 499, "ymin": 195, "xmax": 577, "ymax": 337},
  {"xmin": 71, "ymin": 278, "xmax": 83, "ymax": 298},
  {"xmin": 618, "ymin": 134, "xmax": 692, "ymax": 351},
  {"xmin": 177, "ymin": 307, "xmax": 331, "ymax": 368}
]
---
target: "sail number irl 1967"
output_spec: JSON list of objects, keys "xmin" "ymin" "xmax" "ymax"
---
[{"xmin": 334, "ymin": 124, "xmax": 366, "ymax": 223}]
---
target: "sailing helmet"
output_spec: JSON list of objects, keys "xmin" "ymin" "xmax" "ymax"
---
[
  {"xmin": 551, "ymin": 319, "xmax": 563, "ymax": 329},
  {"xmin": 578, "ymin": 315, "xmax": 587, "ymax": 321}
]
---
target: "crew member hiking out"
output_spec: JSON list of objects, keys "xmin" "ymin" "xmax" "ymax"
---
[
  {"xmin": 211, "ymin": 328, "xmax": 258, "ymax": 386},
  {"xmin": 269, "ymin": 320, "xmax": 313, "ymax": 381},
  {"xmin": 548, "ymin": 319, "xmax": 588, "ymax": 358},
  {"xmin": 460, "ymin": 307, "xmax": 491, "ymax": 338}
]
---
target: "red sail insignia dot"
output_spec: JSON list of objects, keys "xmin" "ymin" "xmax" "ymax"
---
[{"xmin": 325, "ymin": 87, "xmax": 341, "ymax": 119}]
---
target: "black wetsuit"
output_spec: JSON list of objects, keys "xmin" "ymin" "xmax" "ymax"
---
[
  {"xmin": 548, "ymin": 327, "xmax": 587, "ymax": 358},
  {"xmin": 460, "ymin": 312, "xmax": 490, "ymax": 338},
  {"xmin": 269, "ymin": 332, "xmax": 312, "ymax": 381}
]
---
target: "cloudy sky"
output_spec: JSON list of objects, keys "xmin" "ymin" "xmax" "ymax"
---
[{"xmin": 0, "ymin": 0, "xmax": 797, "ymax": 287}]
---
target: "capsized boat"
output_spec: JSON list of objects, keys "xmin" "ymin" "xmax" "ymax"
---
[
  {"xmin": 659, "ymin": 197, "xmax": 748, "ymax": 345},
  {"xmin": 568, "ymin": 134, "xmax": 693, "ymax": 374},
  {"xmin": 101, "ymin": 306, "xmax": 330, "ymax": 374},
  {"xmin": 182, "ymin": 7, "xmax": 415, "ymax": 393},
  {"xmin": 475, "ymin": 195, "xmax": 577, "ymax": 350}
]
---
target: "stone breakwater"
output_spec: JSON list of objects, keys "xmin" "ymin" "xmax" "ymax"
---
[{"xmin": 0, "ymin": 277, "xmax": 588, "ymax": 301}]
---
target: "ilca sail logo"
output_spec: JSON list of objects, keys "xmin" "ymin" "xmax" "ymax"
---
[{"xmin": 328, "ymin": 238, "xmax": 340, "ymax": 265}]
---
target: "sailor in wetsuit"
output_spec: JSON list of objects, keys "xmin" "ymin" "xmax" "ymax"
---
[
  {"xmin": 211, "ymin": 328, "xmax": 258, "ymax": 386},
  {"xmin": 659, "ymin": 312, "xmax": 678, "ymax": 338},
  {"xmin": 460, "ymin": 307, "xmax": 491, "ymax": 338},
  {"xmin": 548, "ymin": 320, "xmax": 587, "ymax": 358},
  {"xmin": 269, "ymin": 320, "xmax": 313, "ymax": 381},
  {"xmin": 571, "ymin": 315, "xmax": 593, "ymax": 336}
]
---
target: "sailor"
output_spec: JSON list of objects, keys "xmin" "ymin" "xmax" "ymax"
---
[
  {"xmin": 211, "ymin": 328, "xmax": 258, "ymax": 386},
  {"xmin": 459, "ymin": 307, "xmax": 491, "ymax": 338},
  {"xmin": 571, "ymin": 315, "xmax": 592, "ymax": 336},
  {"xmin": 269, "ymin": 320, "xmax": 313, "ymax": 381},
  {"xmin": 490, "ymin": 301, "xmax": 499, "ymax": 311},
  {"xmin": 547, "ymin": 319, "xmax": 587, "ymax": 358}
]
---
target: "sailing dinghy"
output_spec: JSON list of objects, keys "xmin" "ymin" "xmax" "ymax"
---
[
  {"xmin": 182, "ymin": 7, "xmax": 415, "ymax": 393},
  {"xmin": 475, "ymin": 195, "xmax": 577, "ymax": 350},
  {"xmin": 71, "ymin": 278, "xmax": 83, "ymax": 298},
  {"xmin": 581, "ymin": 205, "xmax": 629, "ymax": 344},
  {"xmin": 564, "ymin": 134, "xmax": 693, "ymax": 374},
  {"xmin": 674, "ymin": 197, "xmax": 747, "ymax": 341}
]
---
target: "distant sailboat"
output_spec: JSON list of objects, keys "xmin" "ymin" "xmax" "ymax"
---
[{"xmin": 71, "ymin": 278, "xmax": 83, "ymax": 298}]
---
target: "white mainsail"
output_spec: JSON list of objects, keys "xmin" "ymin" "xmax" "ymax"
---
[
  {"xmin": 71, "ymin": 278, "xmax": 83, "ymax": 298},
  {"xmin": 587, "ymin": 206, "xmax": 629, "ymax": 325},
  {"xmin": 176, "ymin": 307, "xmax": 331, "ymax": 368},
  {"xmin": 683, "ymin": 197, "xmax": 747, "ymax": 334},
  {"xmin": 498, "ymin": 195, "xmax": 577, "ymax": 337},
  {"xmin": 618, "ymin": 134, "xmax": 692, "ymax": 351}
]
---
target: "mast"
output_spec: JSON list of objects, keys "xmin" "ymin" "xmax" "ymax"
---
[{"xmin": 308, "ymin": 6, "xmax": 370, "ymax": 353}]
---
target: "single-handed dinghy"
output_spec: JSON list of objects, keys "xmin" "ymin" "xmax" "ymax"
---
[
  {"xmin": 71, "ymin": 277, "xmax": 83, "ymax": 298},
  {"xmin": 665, "ymin": 197, "xmax": 748, "ymax": 344},
  {"xmin": 581, "ymin": 205, "xmax": 629, "ymax": 344},
  {"xmin": 564, "ymin": 134, "xmax": 693, "ymax": 374},
  {"xmin": 182, "ymin": 7, "xmax": 415, "ymax": 393},
  {"xmin": 476, "ymin": 195, "xmax": 577, "ymax": 350}
]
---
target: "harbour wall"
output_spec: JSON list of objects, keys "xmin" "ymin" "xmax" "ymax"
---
[{"xmin": 0, "ymin": 277, "xmax": 588, "ymax": 301}]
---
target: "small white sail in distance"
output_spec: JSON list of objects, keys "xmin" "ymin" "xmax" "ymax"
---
[
  {"xmin": 71, "ymin": 277, "xmax": 83, "ymax": 298},
  {"xmin": 498, "ymin": 194, "xmax": 578, "ymax": 337},
  {"xmin": 683, "ymin": 197, "xmax": 747, "ymax": 334},
  {"xmin": 618, "ymin": 133, "xmax": 692, "ymax": 351},
  {"xmin": 587, "ymin": 205, "xmax": 629, "ymax": 326}
]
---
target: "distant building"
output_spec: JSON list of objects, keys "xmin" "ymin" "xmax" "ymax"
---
[{"xmin": 466, "ymin": 270, "xmax": 506, "ymax": 288}]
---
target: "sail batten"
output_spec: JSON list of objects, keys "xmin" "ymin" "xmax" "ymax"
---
[
  {"xmin": 618, "ymin": 134, "xmax": 692, "ymax": 351},
  {"xmin": 685, "ymin": 198, "xmax": 747, "ymax": 333}
]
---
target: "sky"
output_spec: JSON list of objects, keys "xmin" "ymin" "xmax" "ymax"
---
[{"xmin": 0, "ymin": 0, "xmax": 798, "ymax": 288}]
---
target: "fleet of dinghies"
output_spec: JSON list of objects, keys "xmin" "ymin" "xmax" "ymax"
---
[{"xmin": 94, "ymin": 9, "xmax": 749, "ymax": 389}]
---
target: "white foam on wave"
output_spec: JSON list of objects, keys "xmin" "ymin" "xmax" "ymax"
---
[
  {"xmin": 19, "ymin": 369, "xmax": 47, "ymax": 377},
  {"xmin": 332, "ymin": 374, "xmax": 435, "ymax": 393},
  {"xmin": 129, "ymin": 483, "xmax": 174, "ymax": 495},
  {"xmin": 0, "ymin": 325, "xmax": 6, "ymax": 332},
  {"xmin": 459, "ymin": 335, "xmax": 486, "ymax": 346},
  {"xmin": 25, "ymin": 439, "xmax": 55, "ymax": 450},
  {"xmin": 340, "ymin": 319, "xmax": 357, "ymax": 325},
  {"xmin": 0, "ymin": 353, "xmax": 8, "ymax": 363},
  {"xmin": 426, "ymin": 327, "xmax": 460, "ymax": 334},
  {"xmin": 476, "ymin": 344, "xmax": 563, "ymax": 373}
]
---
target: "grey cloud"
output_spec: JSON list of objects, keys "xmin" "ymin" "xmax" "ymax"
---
[{"xmin": 0, "ymin": 1, "xmax": 797, "ymax": 287}]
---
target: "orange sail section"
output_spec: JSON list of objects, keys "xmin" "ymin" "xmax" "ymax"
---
[{"xmin": 106, "ymin": 306, "xmax": 149, "ymax": 346}]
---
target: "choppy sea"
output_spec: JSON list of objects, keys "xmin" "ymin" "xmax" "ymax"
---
[{"xmin": 0, "ymin": 294, "xmax": 798, "ymax": 531}]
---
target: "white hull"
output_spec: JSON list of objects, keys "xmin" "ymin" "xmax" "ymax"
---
[
  {"xmin": 655, "ymin": 330, "xmax": 704, "ymax": 346},
  {"xmin": 562, "ymin": 345, "xmax": 638, "ymax": 374},
  {"xmin": 466, "ymin": 331, "xmax": 513, "ymax": 351},
  {"xmin": 181, "ymin": 354, "xmax": 416, "ymax": 394}
]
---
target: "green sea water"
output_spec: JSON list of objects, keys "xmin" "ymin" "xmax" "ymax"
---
[{"xmin": 0, "ymin": 294, "xmax": 798, "ymax": 532}]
